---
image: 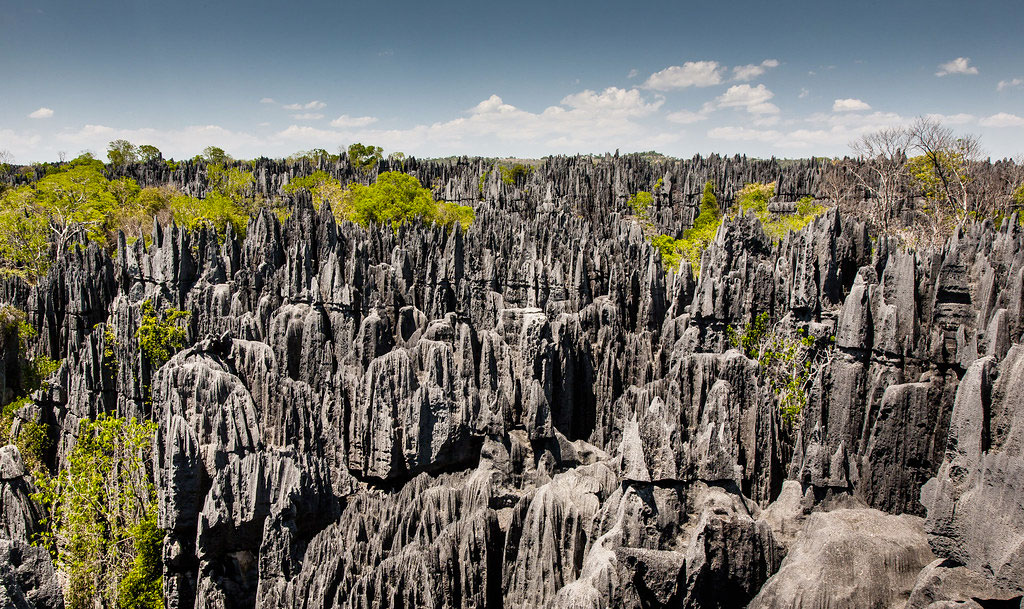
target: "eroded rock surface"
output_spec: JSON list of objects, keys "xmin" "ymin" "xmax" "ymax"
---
[{"xmin": 2, "ymin": 156, "xmax": 1023, "ymax": 607}]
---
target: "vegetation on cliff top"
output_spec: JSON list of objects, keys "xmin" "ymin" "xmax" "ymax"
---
[{"xmin": 0, "ymin": 140, "xmax": 472, "ymax": 283}]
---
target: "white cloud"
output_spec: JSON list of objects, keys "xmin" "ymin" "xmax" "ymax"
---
[
  {"xmin": 560, "ymin": 87, "xmax": 663, "ymax": 116},
  {"xmin": 259, "ymin": 97, "xmax": 276, "ymax": 104},
  {"xmin": 715, "ymin": 84, "xmax": 779, "ymax": 114},
  {"xmin": 924, "ymin": 112, "xmax": 976, "ymax": 125},
  {"xmin": 291, "ymin": 113, "xmax": 324, "ymax": 120},
  {"xmin": 28, "ymin": 107, "xmax": 54, "ymax": 119},
  {"xmin": 732, "ymin": 59, "xmax": 780, "ymax": 81},
  {"xmin": 708, "ymin": 110, "xmax": 909, "ymax": 150},
  {"xmin": 798, "ymin": 88, "xmax": 810, "ymax": 99},
  {"xmin": 936, "ymin": 57, "xmax": 978, "ymax": 77},
  {"xmin": 979, "ymin": 113, "xmax": 1024, "ymax": 128},
  {"xmin": 282, "ymin": 100, "xmax": 327, "ymax": 110},
  {"xmin": 666, "ymin": 109, "xmax": 709, "ymax": 124},
  {"xmin": 330, "ymin": 114, "xmax": 379, "ymax": 128},
  {"xmin": 832, "ymin": 98, "xmax": 871, "ymax": 112},
  {"xmin": 627, "ymin": 68, "xmax": 638, "ymax": 79},
  {"xmin": 642, "ymin": 61, "xmax": 724, "ymax": 90},
  {"xmin": 278, "ymin": 89, "xmax": 671, "ymax": 155},
  {"xmin": 997, "ymin": 78, "xmax": 1023, "ymax": 91},
  {"xmin": 708, "ymin": 126, "xmax": 781, "ymax": 143}
]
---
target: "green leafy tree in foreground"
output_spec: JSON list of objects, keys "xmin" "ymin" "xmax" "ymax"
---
[{"xmin": 34, "ymin": 415, "xmax": 162, "ymax": 609}]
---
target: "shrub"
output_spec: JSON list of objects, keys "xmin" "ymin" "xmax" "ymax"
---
[
  {"xmin": 649, "ymin": 234, "xmax": 684, "ymax": 271},
  {"xmin": 499, "ymin": 163, "xmax": 533, "ymax": 186},
  {"xmin": 169, "ymin": 192, "xmax": 248, "ymax": 239},
  {"xmin": 728, "ymin": 313, "xmax": 827, "ymax": 425},
  {"xmin": 677, "ymin": 181, "xmax": 722, "ymax": 276},
  {"xmin": 136, "ymin": 300, "xmax": 189, "ymax": 368},
  {"xmin": 283, "ymin": 170, "xmax": 347, "ymax": 213},
  {"xmin": 0, "ymin": 306, "xmax": 58, "ymax": 471},
  {"xmin": 34, "ymin": 415, "xmax": 162, "ymax": 609},
  {"xmin": 734, "ymin": 182, "xmax": 827, "ymax": 243},
  {"xmin": 627, "ymin": 190, "xmax": 653, "ymax": 222}
]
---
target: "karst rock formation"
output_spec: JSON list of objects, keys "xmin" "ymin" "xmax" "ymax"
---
[{"xmin": 1, "ymin": 155, "xmax": 1022, "ymax": 608}]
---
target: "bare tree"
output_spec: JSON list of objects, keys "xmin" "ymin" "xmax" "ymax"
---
[
  {"xmin": 906, "ymin": 116, "xmax": 983, "ymax": 224},
  {"xmin": 821, "ymin": 158, "xmax": 857, "ymax": 209},
  {"xmin": 850, "ymin": 126, "xmax": 911, "ymax": 230}
]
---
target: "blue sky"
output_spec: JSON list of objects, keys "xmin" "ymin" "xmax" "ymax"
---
[{"xmin": 2, "ymin": 0, "xmax": 1023, "ymax": 162}]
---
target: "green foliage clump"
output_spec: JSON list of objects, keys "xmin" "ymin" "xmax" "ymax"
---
[
  {"xmin": 1013, "ymin": 183, "xmax": 1024, "ymax": 207},
  {"xmin": 347, "ymin": 143, "xmax": 383, "ymax": 170},
  {"xmin": 136, "ymin": 300, "xmax": 189, "ymax": 368},
  {"xmin": 676, "ymin": 181, "xmax": 722, "ymax": 276},
  {"xmin": 627, "ymin": 190, "xmax": 653, "ymax": 222},
  {"xmin": 167, "ymin": 163, "xmax": 254, "ymax": 239},
  {"xmin": 100, "ymin": 323, "xmax": 120, "ymax": 378},
  {"xmin": 34, "ymin": 415, "xmax": 162, "ymax": 609},
  {"xmin": 202, "ymin": 146, "xmax": 229, "ymax": 165},
  {"xmin": 283, "ymin": 170, "xmax": 346, "ymax": 212},
  {"xmin": 736, "ymin": 181, "xmax": 776, "ymax": 217},
  {"xmin": 117, "ymin": 511, "xmax": 164, "ymax": 609},
  {"xmin": 765, "ymin": 196, "xmax": 826, "ymax": 241},
  {"xmin": 0, "ymin": 306, "xmax": 57, "ymax": 472},
  {"xmin": 137, "ymin": 145, "xmax": 162, "ymax": 164},
  {"xmin": 499, "ymin": 164, "xmax": 534, "ymax": 185},
  {"xmin": 734, "ymin": 182, "xmax": 826, "ymax": 243},
  {"xmin": 649, "ymin": 234, "xmax": 684, "ymax": 271},
  {"xmin": 169, "ymin": 192, "xmax": 248, "ymax": 238},
  {"xmin": 344, "ymin": 172, "xmax": 474, "ymax": 231},
  {"xmin": 727, "ymin": 312, "xmax": 825, "ymax": 425}
]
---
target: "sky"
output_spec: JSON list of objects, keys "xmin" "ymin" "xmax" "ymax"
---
[{"xmin": 1, "ymin": 0, "xmax": 1023, "ymax": 163}]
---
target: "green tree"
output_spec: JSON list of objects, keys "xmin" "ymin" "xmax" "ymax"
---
[
  {"xmin": 677, "ymin": 180, "xmax": 722, "ymax": 275},
  {"xmin": 107, "ymin": 140, "xmax": 139, "ymax": 167},
  {"xmin": 342, "ymin": 171, "xmax": 473, "ymax": 230},
  {"xmin": 498, "ymin": 163, "xmax": 533, "ymax": 185},
  {"xmin": 32, "ymin": 163, "xmax": 117, "ymax": 258},
  {"xmin": 0, "ymin": 188, "xmax": 50, "ymax": 279},
  {"xmin": 137, "ymin": 145, "xmax": 162, "ymax": 163},
  {"xmin": 727, "ymin": 313, "xmax": 826, "ymax": 425},
  {"xmin": 283, "ymin": 170, "xmax": 347, "ymax": 214},
  {"xmin": 34, "ymin": 415, "xmax": 162, "ymax": 609},
  {"xmin": 202, "ymin": 146, "xmax": 229, "ymax": 165},
  {"xmin": 347, "ymin": 143, "xmax": 383, "ymax": 170}
]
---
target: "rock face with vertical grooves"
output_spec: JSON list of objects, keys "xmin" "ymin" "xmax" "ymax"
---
[{"xmin": 2, "ymin": 155, "xmax": 1024, "ymax": 607}]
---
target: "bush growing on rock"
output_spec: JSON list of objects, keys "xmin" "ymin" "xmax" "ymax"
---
[
  {"xmin": 34, "ymin": 414, "xmax": 162, "ymax": 609},
  {"xmin": 0, "ymin": 306, "xmax": 58, "ymax": 473},
  {"xmin": 288, "ymin": 170, "xmax": 475, "ymax": 231},
  {"xmin": 728, "ymin": 312, "xmax": 831, "ymax": 425},
  {"xmin": 136, "ymin": 300, "xmax": 190, "ymax": 369}
]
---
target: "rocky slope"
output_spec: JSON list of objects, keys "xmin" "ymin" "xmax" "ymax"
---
[{"xmin": 2, "ymin": 156, "xmax": 1023, "ymax": 608}]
